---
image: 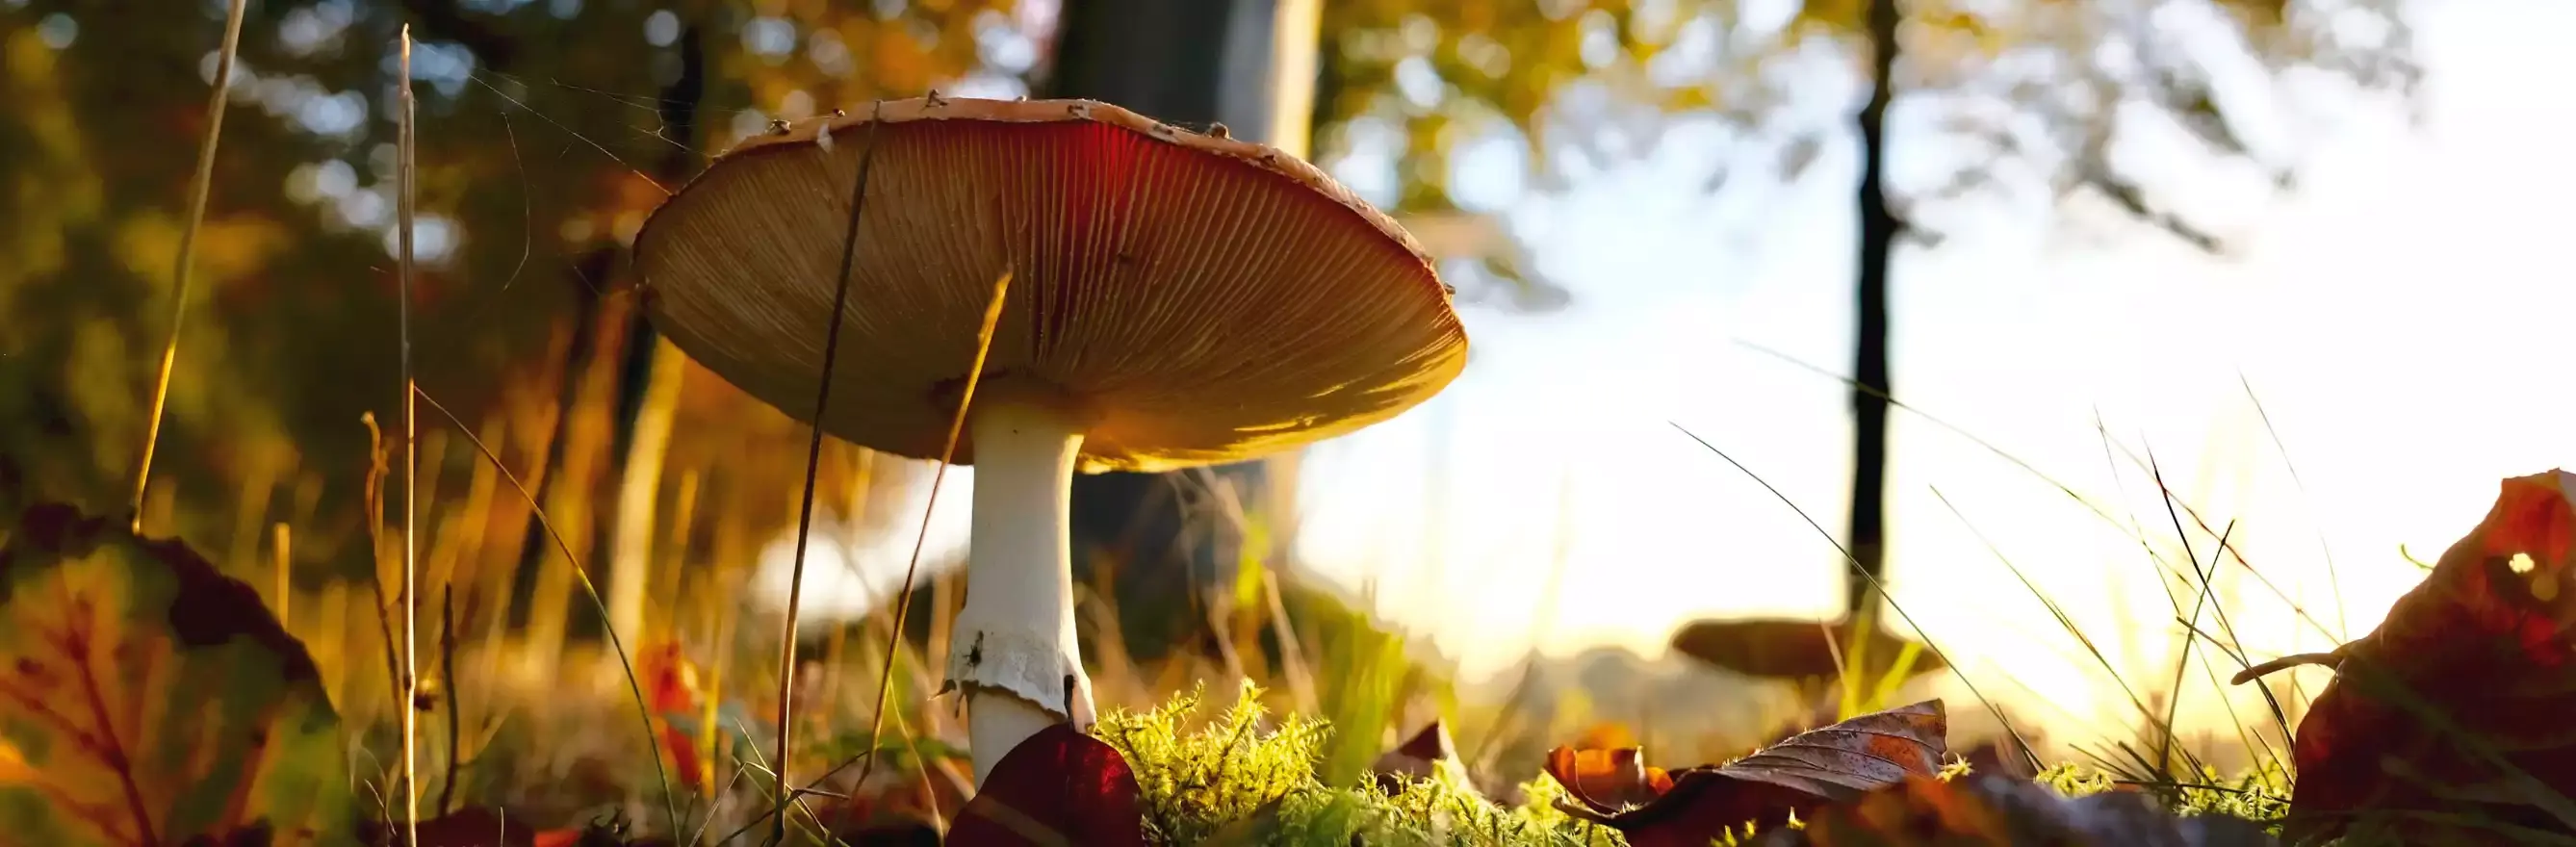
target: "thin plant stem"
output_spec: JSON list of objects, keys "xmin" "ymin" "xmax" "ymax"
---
[
  {"xmin": 130, "ymin": 0, "xmax": 249, "ymax": 530},
  {"xmin": 1670, "ymin": 422, "xmax": 2044, "ymax": 774},
  {"xmin": 414, "ymin": 387, "xmax": 681, "ymax": 832},
  {"xmin": 773, "ymin": 108, "xmax": 886, "ymax": 845},
  {"xmin": 854, "ymin": 269, "xmax": 1013, "ymax": 794},
  {"xmin": 396, "ymin": 26, "xmax": 421, "ymax": 847}
]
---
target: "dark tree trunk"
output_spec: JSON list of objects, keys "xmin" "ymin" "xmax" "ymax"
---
[
  {"xmin": 1043, "ymin": 0, "xmax": 1289, "ymax": 654},
  {"xmin": 1848, "ymin": 0, "xmax": 1900, "ymax": 617},
  {"xmin": 588, "ymin": 23, "xmax": 705, "ymax": 637}
]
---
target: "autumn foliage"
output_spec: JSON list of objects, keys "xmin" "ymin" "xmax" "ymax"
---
[
  {"xmin": 2238, "ymin": 469, "xmax": 2576, "ymax": 843},
  {"xmin": 5, "ymin": 472, "xmax": 2574, "ymax": 844},
  {"xmin": 1544, "ymin": 701, "xmax": 1948, "ymax": 845}
]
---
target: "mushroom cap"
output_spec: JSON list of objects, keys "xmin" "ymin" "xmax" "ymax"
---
[{"xmin": 633, "ymin": 96, "xmax": 1469, "ymax": 473}]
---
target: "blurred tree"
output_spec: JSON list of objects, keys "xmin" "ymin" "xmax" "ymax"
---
[
  {"xmin": 0, "ymin": 0, "xmax": 1013, "ymax": 634},
  {"xmin": 1301, "ymin": 0, "xmax": 2413, "ymax": 657}
]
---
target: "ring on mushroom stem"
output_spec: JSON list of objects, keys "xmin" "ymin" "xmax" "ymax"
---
[{"xmin": 631, "ymin": 95, "xmax": 1469, "ymax": 788}]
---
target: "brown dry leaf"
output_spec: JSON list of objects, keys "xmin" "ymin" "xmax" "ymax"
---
[
  {"xmin": 1548, "ymin": 700, "xmax": 1948, "ymax": 847},
  {"xmin": 1372, "ymin": 719, "xmax": 1476, "ymax": 795},
  {"xmin": 1752, "ymin": 773, "xmax": 2278, "ymax": 846},
  {"xmin": 2236, "ymin": 470, "xmax": 2576, "ymax": 844}
]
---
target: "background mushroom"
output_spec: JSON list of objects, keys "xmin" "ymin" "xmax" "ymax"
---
[{"xmin": 631, "ymin": 96, "xmax": 1469, "ymax": 785}]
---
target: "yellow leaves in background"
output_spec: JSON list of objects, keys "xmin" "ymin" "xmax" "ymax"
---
[{"xmin": 114, "ymin": 214, "xmax": 290, "ymax": 295}]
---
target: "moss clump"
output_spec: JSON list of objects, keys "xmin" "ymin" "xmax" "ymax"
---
[
  {"xmin": 2036, "ymin": 760, "xmax": 2291, "ymax": 830},
  {"xmin": 1091, "ymin": 684, "xmax": 2291, "ymax": 845},
  {"xmin": 1093, "ymin": 680, "xmax": 1620, "ymax": 845}
]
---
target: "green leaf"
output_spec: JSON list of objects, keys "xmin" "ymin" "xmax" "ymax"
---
[{"xmin": 0, "ymin": 502, "xmax": 353, "ymax": 847}]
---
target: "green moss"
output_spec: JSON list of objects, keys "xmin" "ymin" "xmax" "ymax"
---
[
  {"xmin": 2034, "ymin": 760, "xmax": 2291, "ymax": 829},
  {"xmin": 1094, "ymin": 680, "xmax": 1621, "ymax": 846},
  {"xmin": 1092, "ymin": 685, "xmax": 2296, "ymax": 845}
]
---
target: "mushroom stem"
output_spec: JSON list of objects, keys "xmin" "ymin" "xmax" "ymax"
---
[{"xmin": 950, "ymin": 396, "xmax": 1097, "ymax": 786}]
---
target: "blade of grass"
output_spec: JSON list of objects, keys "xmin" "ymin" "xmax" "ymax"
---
[
  {"xmin": 272, "ymin": 522, "xmax": 292, "ymax": 627},
  {"xmin": 854, "ymin": 267, "xmax": 1011, "ymax": 790},
  {"xmin": 396, "ymin": 28, "xmax": 422, "ymax": 846},
  {"xmin": 2240, "ymin": 372, "xmax": 2349, "ymax": 637},
  {"xmin": 773, "ymin": 105, "xmax": 888, "ymax": 845},
  {"xmin": 1928, "ymin": 486, "xmax": 2159, "ymax": 727},
  {"xmin": 2111, "ymin": 437, "xmax": 2339, "ymax": 642},
  {"xmin": 129, "ymin": 0, "xmax": 247, "ymax": 532},
  {"xmin": 1669, "ymin": 422, "xmax": 2043, "ymax": 774},
  {"xmin": 2151, "ymin": 450, "xmax": 2207, "ymax": 782},
  {"xmin": 2143, "ymin": 449, "xmax": 2299, "ymax": 777},
  {"xmin": 413, "ymin": 387, "xmax": 680, "ymax": 833}
]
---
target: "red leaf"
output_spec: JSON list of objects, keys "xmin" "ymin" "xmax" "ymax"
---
[
  {"xmin": 358, "ymin": 807, "xmax": 582, "ymax": 847},
  {"xmin": 635, "ymin": 642, "xmax": 707, "ymax": 791},
  {"xmin": 2251, "ymin": 470, "xmax": 2576, "ymax": 843},
  {"xmin": 945, "ymin": 723, "xmax": 1147, "ymax": 846},
  {"xmin": 1550, "ymin": 700, "xmax": 1948, "ymax": 847}
]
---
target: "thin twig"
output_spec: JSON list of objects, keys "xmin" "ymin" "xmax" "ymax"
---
[
  {"xmin": 2230, "ymin": 652, "xmax": 2340, "ymax": 685},
  {"xmin": 773, "ymin": 106, "xmax": 886, "ymax": 846},
  {"xmin": 361, "ymin": 415, "xmax": 407, "ymax": 732},
  {"xmin": 396, "ymin": 27, "xmax": 422, "ymax": 847},
  {"xmin": 130, "ymin": 0, "xmax": 248, "ymax": 531}
]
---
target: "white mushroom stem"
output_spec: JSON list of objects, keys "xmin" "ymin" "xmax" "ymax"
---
[{"xmin": 949, "ymin": 396, "xmax": 1097, "ymax": 786}]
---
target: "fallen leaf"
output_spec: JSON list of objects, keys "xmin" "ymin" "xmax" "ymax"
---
[
  {"xmin": 2237, "ymin": 470, "xmax": 2576, "ymax": 844},
  {"xmin": 1550, "ymin": 700, "xmax": 1948, "ymax": 847},
  {"xmin": 0, "ymin": 502, "xmax": 351, "ymax": 846},
  {"xmin": 1754, "ymin": 773, "xmax": 2278, "ymax": 846},
  {"xmin": 945, "ymin": 723, "xmax": 1147, "ymax": 846},
  {"xmin": 1372, "ymin": 719, "xmax": 1475, "ymax": 795},
  {"xmin": 1543, "ymin": 746, "xmax": 1674, "ymax": 811},
  {"xmin": 635, "ymin": 642, "xmax": 706, "ymax": 791}
]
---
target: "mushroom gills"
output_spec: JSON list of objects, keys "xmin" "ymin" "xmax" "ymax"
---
[{"xmin": 946, "ymin": 395, "xmax": 1098, "ymax": 786}]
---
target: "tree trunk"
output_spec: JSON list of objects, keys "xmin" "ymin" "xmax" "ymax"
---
[
  {"xmin": 1848, "ymin": 0, "xmax": 1900, "ymax": 618},
  {"xmin": 1043, "ymin": 0, "xmax": 1321, "ymax": 654}
]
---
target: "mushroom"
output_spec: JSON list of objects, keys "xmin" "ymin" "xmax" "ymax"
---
[{"xmin": 631, "ymin": 96, "xmax": 1468, "ymax": 785}]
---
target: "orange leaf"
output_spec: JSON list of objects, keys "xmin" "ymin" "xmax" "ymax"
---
[
  {"xmin": 1551, "ymin": 700, "xmax": 1948, "ymax": 847},
  {"xmin": 1542, "ymin": 746, "xmax": 1674, "ymax": 811},
  {"xmin": 945, "ymin": 723, "xmax": 1147, "ymax": 846},
  {"xmin": 2255, "ymin": 470, "xmax": 2576, "ymax": 843}
]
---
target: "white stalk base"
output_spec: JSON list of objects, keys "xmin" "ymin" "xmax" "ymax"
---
[{"xmin": 948, "ymin": 397, "xmax": 1097, "ymax": 787}]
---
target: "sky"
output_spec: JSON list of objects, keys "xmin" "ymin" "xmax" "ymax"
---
[{"xmin": 760, "ymin": 0, "xmax": 2576, "ymax": 745}]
